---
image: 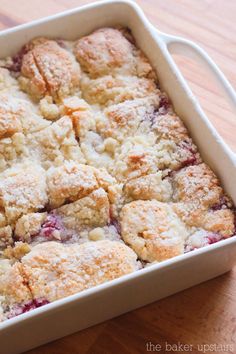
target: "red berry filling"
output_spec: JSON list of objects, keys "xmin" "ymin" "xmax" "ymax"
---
[
  {"xmin": 211, "ymin": 196, "xmax": 231, "ymax": 211},
  {"xmin": 158, "ymin": 95, "xmax": 171, "ymax": 115},
  {"xmin": 108, "ymin": 208, "xmax": 121, "ymax": 235},
  {"xmin": 8, "ymin": 298, "xmax": 49, "ymax": 319},
  {"xmin": 179, "ymin": 140, "xmax": 198, "ymax": 168},
  {"xmin": 206, "ymin": 233, "xmax": 222, "ymax": 244},
  {"xmin": 32, "ymin": 214, "xmax": 74, "ymax": 243},
  {"xmin": 185, "ymin": 231, "xmax": 222, "ymax": 252},
  {"xmin": 109, "ymin": 218, "xmax": 121, "ymax": 235},
  {"xmin": 40, "ymin": 214, "xmax": 64, "ymax": 239},
  {"xmin": 5, "ymin": 45, "xmax": 29, "ymax": 73},
  {"xmin": 55, "ymin": 39, "xmax": 66, "ymax": 49}
]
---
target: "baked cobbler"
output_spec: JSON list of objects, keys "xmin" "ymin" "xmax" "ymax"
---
[{"xmin": 0, "ymin": 27, "xmax": 234, "ymax": 321}]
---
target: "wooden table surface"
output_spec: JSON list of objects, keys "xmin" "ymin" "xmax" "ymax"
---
[{"xmin": 0, "ymin": 1, "xmax": 235, "ymax": 353}]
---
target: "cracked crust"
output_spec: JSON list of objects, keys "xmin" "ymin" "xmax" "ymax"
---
[
  {"xmin": 28, "ymin": 116, "xmax": 85, "ymax": 169},
  {"xmin": 47, "ymin": 162, "xmax": 99, "ymax": 208},
  {"xmin": 55, "ymin": 188, "xmax": 110, "ymax": 231},
  {"xmin": 60, "ymin": 96, "xmax": 96, "ymax": 137},
  {"xmin": 46, "ymin": 161, "xmax": 116, "ymax": 209},
  {"xmin": 14, "ymin": 189, "xmax": 111, "ymax": 245},
  {"xmin": 20, "ymin": 38, "xmax": 81, "ymax": 101}
]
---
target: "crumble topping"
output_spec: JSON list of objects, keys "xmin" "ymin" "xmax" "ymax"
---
[
  {"xmin": 81, "ymin": 75, "xmax": 160, "ymax": 107},
  {"xmin": 0, "ymin": 27, "xmax": 234, "ymax": 321}
]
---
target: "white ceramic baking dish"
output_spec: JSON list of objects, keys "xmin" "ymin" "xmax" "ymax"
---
[{"xmin": 0, "ymin": 1, "xmax": 236, "ymax": 353}]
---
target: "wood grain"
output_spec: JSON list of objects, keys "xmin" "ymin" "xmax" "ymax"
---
[{"xmin": 0, "ymin": 1, "xmax": 235, "ymax": 353}]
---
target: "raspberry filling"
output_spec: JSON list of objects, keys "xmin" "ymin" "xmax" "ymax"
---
[
  {"xmin": 31, "ymin": 213, "xmax": 74, "ymax": 243},
  {"xmin": 185, "ymin": 231, "xmax": 222, "ymax": 252},
  {"xmin": 211, "ymin": 196, "xmax": 231, "ymax": 211},
  {"xmin": 109, "ymin": 218, "xmax": 121, "ymax": 235},
  {"xmin": 147, "ymin": 97, "xmax": 171, "ymax": 127},
  {"xmin": 179, "ymin": 140, "xmax": 198, "ymax": 168},
  {"xmin": 207, "ymin": 233, "xmax": 222, "ymax": 244},
  {"xmin": 40, "ymin": 214, "xmax": 64, "ymax": 239},
  {"xmin": 8, "ymin": 298, "xmax": 49, "ymax": 319},
  {"xmin": 55, "ymin": 39, "xmax": 66, "ymax": 49},
  {"xmin": 5, "ymin": 45, "xmax": 29, "ymax": 72},
  {"xmin": 108, "ymin": 208, "xmax": 121, "ymax": 235},
  {"xmin": 158, "ymin": 95, "xmax": 171, "ymax": 115}
]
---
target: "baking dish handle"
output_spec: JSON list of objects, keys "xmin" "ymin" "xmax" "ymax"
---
[{"xmin": 159, "ymin": 32, "xmax": 236, "ymax": 112}]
